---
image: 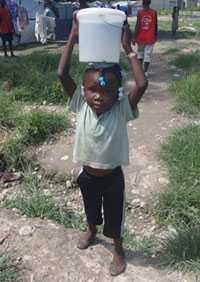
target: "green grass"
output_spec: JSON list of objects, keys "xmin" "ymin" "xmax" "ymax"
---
[
  {"xmin": 17, "ymin": 111, "xmax": 68, "ymax": 145},
  {"xmin": 0, "ymin": 93, "xmax": 20, "ymax": 129},
  {"xmin": 163, "ymin": 47, "xmax": 181, "ymax": 55},
  {"xmin": 155, "ymin": 125, "xmax": 200, "ymax": 226},
  {"xmin": 0, "ymin": 252, "xmax": 21, "ymax": 282},
  {"xmin": 170, "ymin": 51, "xmax": 200, "ymax": 115},
  {"xmin": 0, "ymin": 137, "xmax": 33, "ymax": 171},
  {"xmin": 161, "ymin": 225, "xmax": 200, "ymax": 272},
  {"xmin": 157, "ymin": 8, "xmax": 171, "ymax": 16},
  {"xmin": 158, "ymin": 19, "xmax": 200, "ymax": 39},
  {"xmin": 158, "ymin": 20, "xmax": 171, "ymax": 31},
  {"xmin": 171, "ymin": 72, "xmax": 200, "ymax": 115},
  {"xmin": 0, "ymin": 110, "xmax": 68, "ymax": 171},
  {"xmin": 170, "ymin": 51, "xmax": 200, "ymax": 71},
  {"xmin": 0, "ymin": 50, "xmax": 132, "ymax": 106},
  {"xmin": 5, "ymin": 173, "xmax": 85, "ymax": 230},
  {"xmin": 123, "ymin": 230, "xmax": 156, "ymax": 256},
  {"xmin": 0, "ymin": 51, "xmax": 84, "ymax": 104},
  {"xmin": 155, "ymin": 125, "xmax": 200, "ymax": 272}
]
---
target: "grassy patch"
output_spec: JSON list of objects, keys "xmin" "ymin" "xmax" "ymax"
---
[
  {"xmin": 170, "ymin": 51, "xmax": 200, "ymax": 71},
  {"xmin": 0, "ymin": 110, "xmax": 68, "ymax": 171},
  {"xmin": 0, "ymin": 93, "xmax": 20, "ymax": 130},
  {"xmin": 123, "ymin": 231, "xmax": 156, "ymax": 256},
  {"xmin": 0, "ymin": 137, "xmax": 34, "ymax": 171},
  {"xmin": 17, "ymin": 111, "xmax": 68, "ymax": 145},
  {"xmin": 0, "ymin": 252, "xmax": 21, "ymax": 282},
  {"xmin": 0, "ymin": 50, "xmax": 131, "ymax": 105},
  {"xmin": 155, "ymin": 125, "xmax": 200, "ymax": 226},
  {"xmin": 5, "ymin": 173, "xmax": 85, "ymax": 230},
  {"xmin": 155, "ymin": 125, "xmax": 200, "ymax": 272},
  {"xmin": 158, "ymin": 20, "xmax": 171, "ymax": 31},
  {"xmin": 163, "ymin": 47, "xmax": 181, "ymax": 55},
  {"xmin": 161, "ymin": 225, "xmax": 200, "ymax": 272},
  {"xmin": 171, "ymin": 72, "xmax": 200, "ymax": 115},
  {"xmin": 158, "ymin": 19, "xmax": 200, "ymax": 39},
  {"xmin": 157, "ymin": 8, "xmax": 170, "ymax": 16},
  {"xmin": 0, "ymin": 51, "xmax": 83, "ymax": 104}
]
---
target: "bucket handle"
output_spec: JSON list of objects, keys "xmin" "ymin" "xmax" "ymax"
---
[{"xmin": 99, "ymin": 14, "xmax": 124, "ymax": 29}]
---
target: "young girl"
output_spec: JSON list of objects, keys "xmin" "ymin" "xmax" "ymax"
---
[
  {"xmin": 0, "ymin": 0, "xmax": 15, "ymax": 57},
  {"xmin": 58, "ymin": 13, "xmax": 148, "ymax": 276}
]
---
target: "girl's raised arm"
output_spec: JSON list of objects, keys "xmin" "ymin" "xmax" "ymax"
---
[
  {"xmin": 57, "ymin": 13, "xmax": 78, "ymax": 98},
  {"xmin": 122, "ymin": 25, "xmax": 148, "ymax": 109}
]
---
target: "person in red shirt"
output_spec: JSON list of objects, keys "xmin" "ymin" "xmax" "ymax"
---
[
  {"xmin": 0, "ymin": 0, "xmax": 15, "ymax": 57},
  {"xmin": 133, "ymin": 0, "xmax": 157, "ymax": 77}
]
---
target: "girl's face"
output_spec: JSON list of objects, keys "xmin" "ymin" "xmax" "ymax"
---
[{"xmin": 83, "ymin": 70, "xmax": 119, "ymax": 115}]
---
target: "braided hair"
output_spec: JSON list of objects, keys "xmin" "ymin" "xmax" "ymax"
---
[{"xmin": 84, "ymin": 63, "xmax": 123, "ymax": 88}]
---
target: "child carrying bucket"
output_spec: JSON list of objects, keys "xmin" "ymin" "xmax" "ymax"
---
[{"xmin": 58, "ymin": 9, "xmax": 148, "ymax": 276}]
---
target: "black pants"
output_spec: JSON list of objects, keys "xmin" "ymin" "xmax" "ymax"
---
[
  {"xmin": 77, "ymin": 167, "xmax": 125, "ymax": 239},
  {"xmin": 1, "ymin": 33, "xmax": 13, "ymax": 55}
]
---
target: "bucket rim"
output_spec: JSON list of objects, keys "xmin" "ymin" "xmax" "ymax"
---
[{"xmin": 77, "ymin": 7, "xmax": 126, "ymax": 20}]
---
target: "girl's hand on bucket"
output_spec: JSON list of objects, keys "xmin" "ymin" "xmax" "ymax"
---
[
  {"xmin": 71, "ymin": 11, "xmax": 79, "ymax": 39},
  {"xmin": 122, "ymin": 25, "xmax": 132, "ymax": 55}
]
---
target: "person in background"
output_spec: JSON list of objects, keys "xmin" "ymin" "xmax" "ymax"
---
[
  {"xmin": 171, "ymin": 6, "xmax": 179, "ymax": 37},
  {"xmin": 133, "ymin": 0, "xmax": 157, "ymax": 77},
  {"xmin": 79, "ymin": 0, "xmax": 88, "ymax": 9},
  {"xmin": 0, "ymin": 0, "xmax": 15, "ymax": 56},
  {"xmin": 6, "ymin": 0, "xmax": 21, "ymax": 43},
  {"xmin": 44, "ymin": 0, "xmax": 58, "ymax": 18}
]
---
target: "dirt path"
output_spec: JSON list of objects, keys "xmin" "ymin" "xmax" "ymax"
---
[{"xmin": 0, "ymin": 40, "xmax": 198, "ymax": 281}]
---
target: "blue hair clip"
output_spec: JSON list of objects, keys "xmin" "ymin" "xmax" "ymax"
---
[{"xmin": 98, "ymin": 75, "xmax": 106, "ymax": 87}]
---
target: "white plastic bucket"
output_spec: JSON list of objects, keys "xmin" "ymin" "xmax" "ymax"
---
[{"xmin": 77, "ymin": 8, "xmax": 126, "ymax": 63}]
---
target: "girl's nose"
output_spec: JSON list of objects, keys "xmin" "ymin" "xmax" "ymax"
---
[{"xmin": 94, "ymin": 93, "xmax": 102, "ymax": 101}]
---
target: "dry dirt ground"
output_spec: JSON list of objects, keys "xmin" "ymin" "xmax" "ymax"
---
[{"xmin": 0, "ymin": 38, "xmax": 200, "ymax": 281}]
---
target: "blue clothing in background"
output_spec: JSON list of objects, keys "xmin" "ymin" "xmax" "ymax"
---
[{"xmin": 6, "ymin": 0, "xmax": 18, "ymax": 23}]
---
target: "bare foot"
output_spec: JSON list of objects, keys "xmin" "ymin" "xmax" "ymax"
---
[
  {"xmin": 110, "ymin": 238, "xmax": 126, "ymax": 276},
  {"xmin": 77, "ymin": 226, "xmax": 97, "ymax": 250}
]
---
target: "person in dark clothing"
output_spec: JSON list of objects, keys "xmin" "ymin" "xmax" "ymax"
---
[
  {"xmin": 0, "ymin": 0, "xmax": 15, "ymax": 57},
  {"xmin": 79, "ymin": 0, "xmax": 88, "ymax": 9}
]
